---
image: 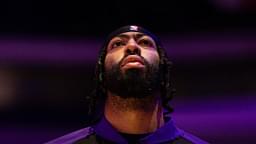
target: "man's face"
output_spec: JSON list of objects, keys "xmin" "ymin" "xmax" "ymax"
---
[
  {"xmin": 104, "ymin": 32, "xmax": 160, "ymax": 98},
  {"xmin": 105, "ymin": 32, "xmax": 159, "ymax": 74}
]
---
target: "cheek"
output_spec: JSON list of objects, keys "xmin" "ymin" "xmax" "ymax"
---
[
  {"xmin": 141, "ymin": 51, "xmax": 160, "ymax": 65},
  {"xmin": 104, "ymin": 52, "xmax": 124, "ymax": 70}
]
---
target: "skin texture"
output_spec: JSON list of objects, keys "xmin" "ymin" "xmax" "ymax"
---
[
  {"xmin": 105, "ymin": 32, "xmax": 159, "ymax": 73},
  {"xmin": 104, "ymin": 32, "xmax": 164, "ymax": 134}
]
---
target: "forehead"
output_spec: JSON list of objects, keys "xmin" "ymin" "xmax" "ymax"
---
[{"xmin": 109, "ymin": 32, "xmax": 155, "ymax": 41}]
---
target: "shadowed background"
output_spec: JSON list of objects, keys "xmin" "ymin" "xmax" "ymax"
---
[{"xmin": 0, "ymin": 0, "xmax": 255, "ymax": 143}]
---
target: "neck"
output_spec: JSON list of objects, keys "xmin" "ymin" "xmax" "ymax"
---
[{"xmin": 104, "ymin": 91, "xmax": 164, "ymax": 134}]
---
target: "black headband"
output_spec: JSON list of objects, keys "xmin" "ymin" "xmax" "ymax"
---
[{"xmin": 103, "ymin": 25, "xmax": 162, "ymax": 48}]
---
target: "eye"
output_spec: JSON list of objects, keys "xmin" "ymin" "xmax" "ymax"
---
[
  {"xmin": 138, "ymin": 39, "xmax": 154, "ymax": 47},
  {"xmin": 111, "ymin": 40, "xmax": 125, "ymax": 49}
]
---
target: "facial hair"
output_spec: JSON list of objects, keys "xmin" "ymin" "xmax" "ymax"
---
[{"xmin": 105, "ymin": 55, "xmax": 160, "ymax": 99}]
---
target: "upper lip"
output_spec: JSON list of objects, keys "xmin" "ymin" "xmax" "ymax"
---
[{"xmin": 121, "ymin": 55, "xmax": 145, "ymax": 67}]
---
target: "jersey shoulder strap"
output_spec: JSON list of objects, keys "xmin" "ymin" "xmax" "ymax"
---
[
  {"xmin": 45, "ymin": 127, "xmax": 95, "ymax": 144},
  {"xmin": 175, "ymin": 128, "xmax": 209, "ymax": 144}
]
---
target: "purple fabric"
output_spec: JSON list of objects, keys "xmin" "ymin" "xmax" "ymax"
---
[
  {"xmin": 45, "ymin": 127, "xmax": 93, "ymax": 144},
  {"xmin": 93, "ymin": 116, "xmax": 127, "ymax": 143},
  {"xmin": 93, "ymin": 116, "xmax": 203, "ymax": 144},
  {"xmin": 45, "ymin": 115, "xmax": 209, "ymax": 144}
]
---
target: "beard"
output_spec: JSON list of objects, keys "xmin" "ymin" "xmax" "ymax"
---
[{"xmin": 104, "ymin": 55, "xmax": 160, "ymax": 99}]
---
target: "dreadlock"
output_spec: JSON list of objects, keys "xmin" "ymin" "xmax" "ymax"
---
[{"xmin": 85, "ymin": 25, "xmax": 176, "ymax": 124}]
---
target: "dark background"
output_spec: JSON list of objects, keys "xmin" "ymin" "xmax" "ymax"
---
[{"xmin": 0, "ymin": 0, "xmax": 255, "ymax": 143}]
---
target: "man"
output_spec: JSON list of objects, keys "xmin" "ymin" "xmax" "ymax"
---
[{"xmin": 46, "ymin": 25, "xmax": 208, "ymax": 144}]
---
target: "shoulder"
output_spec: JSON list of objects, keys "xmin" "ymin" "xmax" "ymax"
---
[
  {"xmin": 173, "ymin": 128, "xmax": 209, "ymax": 144},
  {"xmin": 45, "ymin": 127, "xmax": 95, "ymax": 144}
]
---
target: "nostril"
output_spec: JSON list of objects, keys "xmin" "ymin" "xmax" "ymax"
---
[
  {"xmin": 133, "ymin": 48, "xmax": 139, "ymax": 54},
  {"xmin": 126, "ymin": 45, "xmax": 141, "ymax": 55},
  {"xmin": 126, "ymin": 48, "xmax": 140, "ymax": 55},
  {"xmin": 126, "ymin": 49, "xmax": 132, "ymax": 54}
]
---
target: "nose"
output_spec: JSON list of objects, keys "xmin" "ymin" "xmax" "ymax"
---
[{"xmin": 125, "ymin": 39, "xmax": 141, "ymax": 55}]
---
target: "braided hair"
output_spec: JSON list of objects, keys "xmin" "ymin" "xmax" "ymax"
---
[{"xmin": 86, "ymin": 25, "xmax": 176, "ymax": 124}]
